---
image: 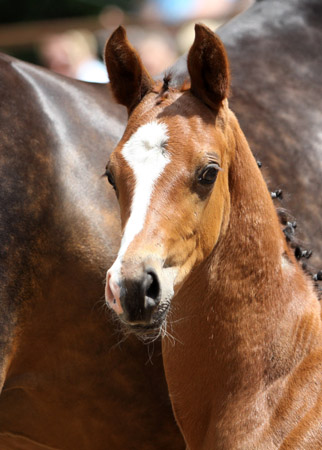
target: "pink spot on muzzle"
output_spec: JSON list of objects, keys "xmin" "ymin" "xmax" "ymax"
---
[{"xmin": 105, "ymin": 270, "xmax": 124, "ymax": 315}]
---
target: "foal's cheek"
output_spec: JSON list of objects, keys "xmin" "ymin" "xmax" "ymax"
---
[
  {"xmin": 199, "ymin": 193, "xmax": 227, "ymax": 258},
  {"xmin": 118, "ymin": 193, "xmax": 132, "ymax": 229}
]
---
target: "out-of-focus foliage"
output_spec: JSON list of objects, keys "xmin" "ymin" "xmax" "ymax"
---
[{"xmin": 0, "ymin": 0, "xmax": 141, "ymax": 23}]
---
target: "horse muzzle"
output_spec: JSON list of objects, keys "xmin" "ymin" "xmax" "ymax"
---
[{"xmin": 105, "ymin": 258, "xmax": 172, "ymax": 327}]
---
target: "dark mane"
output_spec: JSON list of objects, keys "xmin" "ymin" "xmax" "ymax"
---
[{"xmin": 153, "ymin": 72, "xmax": 191, "ymax": 105}]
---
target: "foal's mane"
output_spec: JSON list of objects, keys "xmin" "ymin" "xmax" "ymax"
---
[{"xmin": 152, "ymin": 73, "xmax": 191, "ymax": 102}]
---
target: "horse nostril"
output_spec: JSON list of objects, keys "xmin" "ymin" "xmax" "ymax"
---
[
  {"xmin": 118, "ymin": 266, "xmax": 162, "ymax": 324},
  {"xmin": 145, "ymin": 269, "xmax": 160, "ymax": 302}
]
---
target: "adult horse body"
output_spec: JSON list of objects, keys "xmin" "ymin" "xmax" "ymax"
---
[
  {"xmin": 222, "ymin": 0, "xmax": 322, "ymax": 270},
  {"xmin": 105, "ymin": 24, "xmax": 322, "ymax": 450},
  {"xmin": 0, "ymin": 54, "xmax": 184, "ymax": 449}
]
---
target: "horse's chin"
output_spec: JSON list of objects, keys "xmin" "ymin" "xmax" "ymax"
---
[{"xmin": 119, "ymin": 301, "xmax": 171, "ymax": 339}]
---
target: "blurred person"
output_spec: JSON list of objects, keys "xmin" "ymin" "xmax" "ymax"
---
[
  {"xmin": 136, "ymin": 32, "xmax": 178, "ymax": 76},
  {"xmin": 141, "ymin": 0, "xmax": 252, "ymax": 23},
  {"xmin": 142, "ymin": 0, "xmax": 195, "ymax": 23},
  {"xmin": 39, "ymin": 30, "xmax": 108, "ymax": 83},
  {"xmin": 99, "ymin": 24, "xmax": 178, "ymax": 78},
  {"xmin": 140, "ymin": 0, "xmax": 254, "ymax": 54}
]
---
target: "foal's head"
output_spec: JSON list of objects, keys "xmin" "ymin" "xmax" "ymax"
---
[{"xmin": 105, "ymin": 25, "xmax": 234, "ymax": 331}]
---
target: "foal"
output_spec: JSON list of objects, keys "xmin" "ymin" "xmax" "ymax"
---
[{"xmin": 104, "ymin": 25, "xmax": 322, "ymax": 449}]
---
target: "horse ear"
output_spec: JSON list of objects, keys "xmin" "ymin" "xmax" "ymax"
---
[
  {"xmin": 188, "ymin": 24, "xmax": 230, "ymax": 110},
  {"xmin": 105, "ymin": 26, "xmax": 153, "ymax": 113}
]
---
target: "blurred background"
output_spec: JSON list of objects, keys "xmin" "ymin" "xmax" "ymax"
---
[{"xmin": 0, "ymin": 0, "xmax": 253, "ymax": 82}]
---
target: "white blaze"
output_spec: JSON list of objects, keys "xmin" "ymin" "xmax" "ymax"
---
[
  {"xmin": 120, "ymin": 120, "xmax": 170, "ymax": 256},
  {"xmin": 107, "ymin": 120, "xmax": 170, "ymax": 293}
]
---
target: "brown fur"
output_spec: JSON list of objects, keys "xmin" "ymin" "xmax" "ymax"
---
[
  {"xmin": 106, "ymin": 24, "xmax": 322, "ymax": 449},
  {"xmin": 188, "ymin": 24, "xmax": 230, "ymax": 109}
]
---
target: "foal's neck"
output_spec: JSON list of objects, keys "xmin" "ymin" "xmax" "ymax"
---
[
  {"xmin": 174, "ymin": 113, "xmax": 319, "ymax": 341},
  {"xmin": 163, "ymin": 113, "xmax": 321, "ymax": 449},
  {"xmin": 205, "ymin": 114, "xmax": 320, "ymax": 373},
  {"xmin": 213, "ymin": 115, "xmax": 318, "ymax": 316}
]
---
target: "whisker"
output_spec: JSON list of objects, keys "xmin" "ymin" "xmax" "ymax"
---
[{"xmin": 161, "ymin": 317, "xmax": 183, "ymax": 346}]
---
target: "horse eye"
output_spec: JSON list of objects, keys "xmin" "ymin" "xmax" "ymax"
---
[
  {"xmin": 198, "ymin": 163, "xmax": 221, "ymax": 185},
  {"xmin": 104, "ymin": 169, "xmax": 116, "ymax": 190}
]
